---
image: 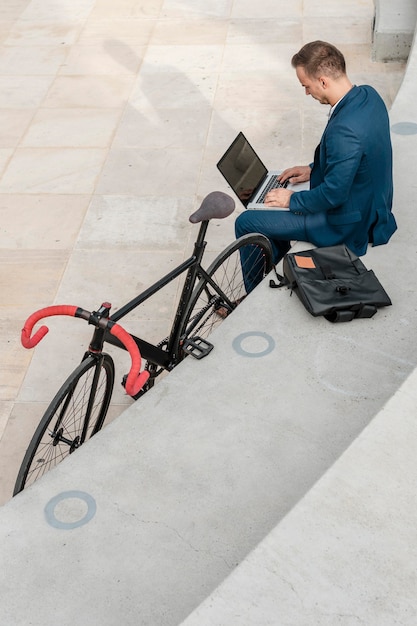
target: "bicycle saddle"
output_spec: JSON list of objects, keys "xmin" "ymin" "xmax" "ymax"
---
[{"xmin": 189, "ymin": 191, "xmax": 235, "ymax": 223}]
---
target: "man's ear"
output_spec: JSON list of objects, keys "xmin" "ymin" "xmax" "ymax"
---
[{"xmin": 318, "ymin": 76, "xmax": 329, "ymax": 88}]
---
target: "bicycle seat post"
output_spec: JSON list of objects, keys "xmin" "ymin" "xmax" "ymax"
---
[{"xmin": 192, "ymin": 220, "xmax": 209, "ymax": 260}]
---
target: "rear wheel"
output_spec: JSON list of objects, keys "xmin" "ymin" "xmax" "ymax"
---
[
  {"xmin": 13, "ymin": 353, "xmax": 114, "ymax": 495},
  {"xmin": 180, "ymin": 233, "xmax": 273, "ymax": 345}
]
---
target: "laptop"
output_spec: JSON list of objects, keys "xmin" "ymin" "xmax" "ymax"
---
[{"xmin": 216, "ymin": 132, "xmax": 289, "ymax": 209}]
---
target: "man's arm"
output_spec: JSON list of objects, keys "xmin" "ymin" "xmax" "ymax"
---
[
  {"xmin": 289, "ymin": 127, "xmax": 363, "ymax": 214},
  {"xmin": 267, "ymin": 127, "xmax": 363, "ymax": 212}
]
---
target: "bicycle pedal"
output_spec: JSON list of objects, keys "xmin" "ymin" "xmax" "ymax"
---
[{"xmin": 182, "ymin": 336, "xmax": 214, "ymax": 359}]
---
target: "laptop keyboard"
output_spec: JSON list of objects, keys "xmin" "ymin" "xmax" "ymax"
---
[{"xmin": 257, "ymin": 176, "xmax": 288, "ymax": 203}]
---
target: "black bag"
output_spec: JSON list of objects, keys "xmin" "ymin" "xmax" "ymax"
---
[{"xmin": 270, "ymin": 244, "xmax": 392, "ymax": 323}]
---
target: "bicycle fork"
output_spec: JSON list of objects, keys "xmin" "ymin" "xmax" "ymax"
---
[{"xmin": 49, "ymin": 352, "xmax": 106, "ymax": 451}]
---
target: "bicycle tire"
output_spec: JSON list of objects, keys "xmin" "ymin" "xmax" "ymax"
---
[
  {"xmin": 179, "ymin": 233, "xmax": 273, "ymax": 346},
  {"xmin": 13, "ymin": 353, "xmax": 114, "ymax": 495}
]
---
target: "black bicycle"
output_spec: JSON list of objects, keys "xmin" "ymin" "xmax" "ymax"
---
[{"xmin": 14, "ymin": 192, "xmax": 273, "ymax": 494}]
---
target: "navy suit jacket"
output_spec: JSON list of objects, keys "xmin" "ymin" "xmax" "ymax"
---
[{"xmin": 289, "ymin": 85, "xmax": 397, "ymax": 255}]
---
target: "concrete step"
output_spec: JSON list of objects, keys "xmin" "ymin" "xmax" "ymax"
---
[{"xmin": 373, "ymin": 0, "xmax": 417, "ymax": 60}]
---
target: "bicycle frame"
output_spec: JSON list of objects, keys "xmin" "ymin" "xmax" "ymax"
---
[
  {"xmin": 99, "ymin": 218, "xmax": 234, "ymax": 370},
  {"xmin": 21, "ymin": 192, "xmax": 240, "ymax": 394}
]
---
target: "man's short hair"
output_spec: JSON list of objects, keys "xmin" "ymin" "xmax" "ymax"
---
[{"xmin": 291, "ymin": 41, "xmax": 346, "ymax": 79}]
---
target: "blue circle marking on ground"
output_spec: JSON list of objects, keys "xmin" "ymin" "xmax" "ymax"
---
[
  {"xmin": 44, "ymin": 490, "xmax": 97, "ymax": 530},
  {"xmin": 232, "ymin": 331, "xmax": 275, "ymax": 357},
  {"xmin": 391, "ymin": 122, "xmax": 417, "ymax": 135}
]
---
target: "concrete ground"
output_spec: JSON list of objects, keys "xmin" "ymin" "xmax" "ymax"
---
[{"xmin": 0, "ymin": 0, "xmax": 406, "ymax": 505}]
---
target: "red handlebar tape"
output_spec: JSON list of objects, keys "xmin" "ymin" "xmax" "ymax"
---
[
  {"xmin": 21, "ymin": 305, "xmax": 78, "ymax": 349},
  {"xmin": 21, "ymin": 305, "xmax": 149, "ymax": 397},
  {"xmin": 109, "ymin": 324, "xmax": 150, "ymax": 396}
]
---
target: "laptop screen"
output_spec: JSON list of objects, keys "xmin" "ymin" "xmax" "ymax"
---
[{"xmin": 216, "ymin": 132, "xmax": 268, "ymax": 207}]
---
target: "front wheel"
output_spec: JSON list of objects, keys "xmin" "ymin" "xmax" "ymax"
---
[
  {"xmin": 179, "ymin": 233, "xmax": 273, "ymax": 345},
  {"xmin": 13, "ymin": 353, "xmax": 115, "ymax": 495}
]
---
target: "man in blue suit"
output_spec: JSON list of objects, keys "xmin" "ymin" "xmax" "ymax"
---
[{"xmin": 235, "ymin": 41, "xmax": 397, "ymax": 292}]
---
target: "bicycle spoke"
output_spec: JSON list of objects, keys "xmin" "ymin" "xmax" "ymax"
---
[{"xmin": 180, "ymin": 234, "xmax": 273, "ymax": 345}]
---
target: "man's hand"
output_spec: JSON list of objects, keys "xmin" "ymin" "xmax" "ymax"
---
[
  {"xmin": 264, "ymin": 188, "xmax": 293, "ymax": 208},
  {"xmin": 278, "ymin": 165, "xmax": 311, "ymax": 185}
]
